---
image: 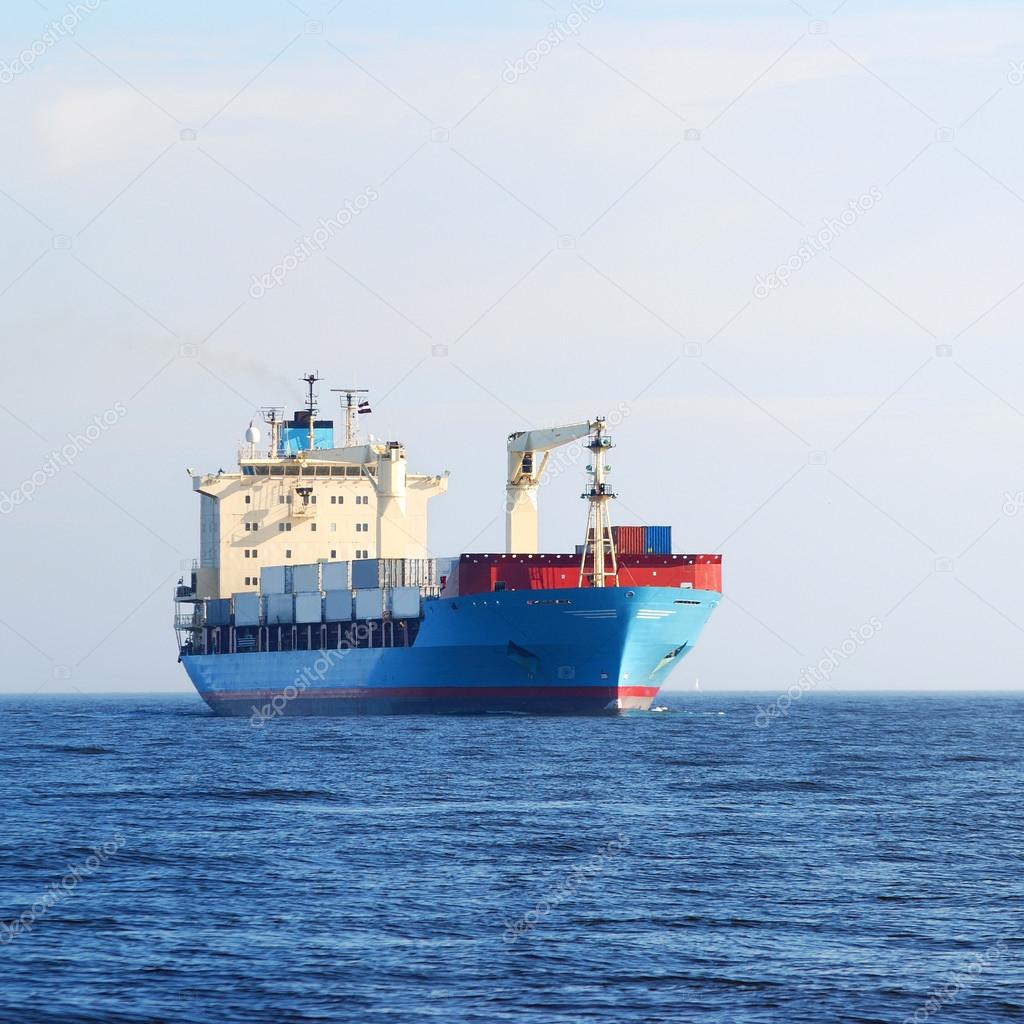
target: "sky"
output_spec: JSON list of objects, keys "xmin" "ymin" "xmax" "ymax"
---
[{"xmin": 1, "ymin": 0, "xmax": 1023, "ymax": 695}]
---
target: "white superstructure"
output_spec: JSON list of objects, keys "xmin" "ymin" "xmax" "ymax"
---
[{"xmin": 191, "ymin": 376, "xmax": 448, "ymax": 600}]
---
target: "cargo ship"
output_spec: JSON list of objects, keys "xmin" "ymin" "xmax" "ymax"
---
[{"xmin": 175, "ymin": 373, "xmax": 722, "ymax": 716}]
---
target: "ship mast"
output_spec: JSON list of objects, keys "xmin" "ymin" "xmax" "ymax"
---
[
  {"xmin": 578, "ymin": 417, "xmax": 619, "ymax": 588},
  {"xmin": 301, "ymin": 372, "xmax": 323, "ymax": 451},
  {"xmin": 331, "ymin": 387, "xmax": 371, "ymax": 447},
  {"xmin": 260, "ymin": 407, "xmax": 284, "ymax": 459}
]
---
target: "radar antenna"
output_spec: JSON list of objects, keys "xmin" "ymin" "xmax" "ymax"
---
[{"xmin": 331, "ymin": 387, "xmax": 371, "ymax": 447}]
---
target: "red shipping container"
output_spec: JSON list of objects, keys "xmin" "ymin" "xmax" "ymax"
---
[
  {"xmin": 448, "ymin": 553, "xmax": 722, "ymax": 596},
  {"xmin": 611, "ymin": 526, "xmax": 645, "ymax": 555}
]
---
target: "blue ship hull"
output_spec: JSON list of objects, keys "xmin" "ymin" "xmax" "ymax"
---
[{"xmin": 182, "ymin": 586, "xmax": 720, "ymax": 718}]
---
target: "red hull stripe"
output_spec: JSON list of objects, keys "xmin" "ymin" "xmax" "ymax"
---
[{"xmin": 204, "ymin": 684, "xmax": 660, "ymax": 702}]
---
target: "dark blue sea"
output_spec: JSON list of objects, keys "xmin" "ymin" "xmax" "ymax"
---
[{"xmin": 0, "ymin": 693, "xmax": 1021, "ymax": 1024}]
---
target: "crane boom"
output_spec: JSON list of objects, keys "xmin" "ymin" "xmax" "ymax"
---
[{"xmin": 506, "ymin": 420, "xmax": 594, "ymax": 554}]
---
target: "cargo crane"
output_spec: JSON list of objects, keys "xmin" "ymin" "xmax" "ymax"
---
[
  {"xmin": 506, "ymin": 418, "xmax": 619, "ymax": 586},
  {"xmin": 503, "ymin": 419, "xmax": 592, "ymax": 551}
]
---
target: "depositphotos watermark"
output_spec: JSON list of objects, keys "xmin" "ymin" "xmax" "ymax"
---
[
  {"xmin": 1002, "ymin": 490, "xmax": 1024, "ymax": 516},
  {"xmin": 902, "ymin": 941, "xmax": 1007, "ymax": 1024},
  {"xmin": 0, "ymin": 403, "xmax": 127, "ymax": 516},
  {"xmin": 0, "ymin": 835, "xmax": 126, "ymax": 946},
  {"xmin": 1, "ymin": 1, "xmax": 104, "ymax": 84},
  {"xmin": 755, "ymin": 617, "xmax": 882, "ymax": 727},
  {"xmin": 503, "ymin": 834, "xmax": 628, "ymax": 943},
  {"xmin": 249, "ymin": 624, "xmax": 372, "ymax": 727},
  {"xmin": 501, "ymin": 0, "xmax": 604, "ymax": 83},
  {"xmin": 754, "ymin": 187, "xmax": 882, "ymax": 298},
  {"xmin": 249, "ymin": 187, "xmax": 380, "ymax": 298}
]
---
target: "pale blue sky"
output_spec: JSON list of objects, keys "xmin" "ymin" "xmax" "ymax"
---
[{"xmin": 1, "ymin": 0, "xmax": 1023, "ymax": 695}]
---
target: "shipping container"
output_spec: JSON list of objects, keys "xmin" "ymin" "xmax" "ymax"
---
[
  {"xmin": 233, "ymin": 592, "xmax": 262, "ymax": 626},
  {"xmin": 266, "ymin": 593, "xmax": 295, "ymax": 624},
  {"xmin": 643, "ymin": 525, "xmax": 672, "ymax": 555},
  {"xmin": 388, "ymin": 586, "xmax": 421, "ymax": 619},
  {"xmin": 611, "ymin": 525, "xmax": 645, "ymax": 555},
  {"xmin": 352, "ymin": 558, "xmax": 384, "ymax": 590},
  {"xmin": 205, "ymin": 598, "xmax": 231, "ymax": 626},
  {"xmin": 448, "ymin": 552, "xmax": 722, "ymax": 596},
  {"xmin": 292, "ymin": 563, "xmax": 321, "ymax": 593},
  {"xmin": 260, "ymin": 565, "xmax": 290, "ymax": 595},
  {"xmin": 321, "ymin": 560, "xmax": 350, "ymax": 591},
  {"xmin": 324, "ymin": 589, "xmax": 353, "ymax": 622},
  {"xmin": 354, "ymin": 588, "xmax": 384, "ymax": 620},
  {"xmin": 295, "ymin": 591, "xmax": 323, "ymax": 624}
]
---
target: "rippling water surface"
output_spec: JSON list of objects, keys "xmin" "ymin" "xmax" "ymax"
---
[{"xmin": 0, "ymin": 693, "xmax": 1021, "ymax": 1023}]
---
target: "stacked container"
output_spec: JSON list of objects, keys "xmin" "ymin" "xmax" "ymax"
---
[
  {"xmin": 324, "ymin": 590, "xmax": 353, "ymax": 621},
  {"xmin": 233, "ymin": 592, "xmax": 262, "ymax": 626},
  {"xmin": 260, "ymin": 566, "xmax": 292, "ymax": 595},
  {"xmin": 322, "ymin": 561, "xmax": 350, "ymax": 591},
  {"xmin": 205, "ymin": 599, "xmax": 231, "ymax": 626},
  {"xmin": 292, "ymin": 563, "xmax": 321, "ymax": 593},
  {"xmin": 266, "ymin": 593, "xmax": 295, "ymax": 624},
  {"xmin": 611, "ymin": 525, "xmax": 645, "ymax": 555},
  {"xmin": 352, "ymin": 558, "xmax": 437, "ymax": 589},
  {"xmin": 354, "ymin": 588, "xmax": 384, "ymax": 620},
  {"xmin": 295, "ymin": 592, "xmax": 323, "ymax": 624},
  {"xmin": 388, "ymin": 587, "xmax": 421, "ymax": 618},
  {"xmin": 643, "ymin": 525, "xmax": 672, "ymax": 554}
]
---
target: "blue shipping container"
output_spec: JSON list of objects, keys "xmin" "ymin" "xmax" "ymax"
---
[
  {"xmin": 643, "ymin": 525, "xmax": 672, "ymax": 554},
  {"xmin": 205, "ymin": 598, "xmax": 231, "ymax": 626}
]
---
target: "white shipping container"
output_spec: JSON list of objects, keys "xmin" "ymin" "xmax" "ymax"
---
[
  {"xmin": 233, "ymin": 592, "xmax": 262, "ymax": 626},
  {"xmin": 292, "ymin": 563, "xmax": 320, "ymax": 593},
  {"xmin": 324, "ymin": 589, "xmax": 353, "ymax": 621},
  {"xmin": 388, "ymin": 586, "xmax": 420, "ymax": 619},
  {"xmin": 321, "ymin": 560, "xmax": 350, "ymax": 591},
  {"xmin": 260, "ymin": 565, "xmax": 288, "ymax": 595},
  {"xmin": 266, "ymin": 593, "xmax": 295, "ymax": 624},
  {"xmin": 354, "ymin": 588, "xmax": 384, "ymax": 620},
  {"xmin": 295, "ymin": 591, "xmax": 323, "ymax": 623}
]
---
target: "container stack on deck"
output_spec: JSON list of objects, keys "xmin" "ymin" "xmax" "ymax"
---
[{"xmin": 445, "ymin": 551, "xmax": 721, "ymax": 597}]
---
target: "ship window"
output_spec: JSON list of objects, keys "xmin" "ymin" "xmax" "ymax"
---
[
  {"xmin": 316, "ymin": 467, "xmax": 330, "ymax": 476},
  {"xmin": 493, "ymin": 582, "xmax": 507, "ymax": 593},
  {"xmin": 245, "ymin": 496, "xmax": 251, "ymax": 504},
  {"xmin": 311, "ymin": 523, "xmax": 317, "ymax": 532},
  {"xmin": 286, "ymin": 550, "xmax": 292, "ymax": 559},
  {"xmin": 330, "ymin": 524, "xmax": 337, "ymax": 532},
  {"xmin": 330, "ymin": 550, "xmax": 337, "ymax": 558},
  {"xmin": 286, "ymin": 466, "xmax": 300, "ymax": 476},
  {"xmin": 279, "ymin": 496, "xmax": 286, "ymax": 504},
  {"xmin": 311, "ymin": 495, "xmax": 317, "ymax": 504}
]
